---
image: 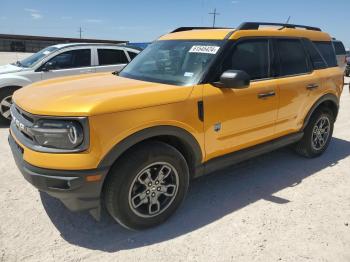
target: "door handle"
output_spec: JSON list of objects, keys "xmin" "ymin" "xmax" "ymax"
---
[
  {"xmin": 306, "ymin": 83, "xmax": 319, "ymax": 90},
  {"xmin": 258, "ymin": 91, "xmax": 275, "ymax": 99}
]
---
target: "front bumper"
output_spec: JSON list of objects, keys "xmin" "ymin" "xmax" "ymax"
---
[{"xmin": 8, "ymin": 134, "xmax": 109, "ymax": 213}]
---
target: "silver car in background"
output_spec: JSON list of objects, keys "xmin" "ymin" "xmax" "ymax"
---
[{"xmin": 0, "ymin": 43, "xmax": 141, "ymax": 123}]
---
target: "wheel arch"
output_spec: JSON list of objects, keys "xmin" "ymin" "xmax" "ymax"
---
[
  {"xmin": 302, "ymin": 93, "xmax": 339, "ymax": 130},
  {"xmin": 98, "ymin": 125, "xmax": 204, "ymax": 179},
  {"xmin": 0, "ymin": 85, "xmax": 22, "ymax": 91}
]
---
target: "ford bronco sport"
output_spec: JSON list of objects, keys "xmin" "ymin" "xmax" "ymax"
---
[{"xmin": 9, "ymin": 22, "xmax": 343, "ymax": 230}]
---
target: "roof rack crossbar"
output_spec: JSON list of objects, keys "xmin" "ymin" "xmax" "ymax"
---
[
  {"xmin": 237, "ymin": 22, "xmax": 321, "ymax": 32},
  {"xmin": 171, "ymin": 27, "xmax": 231, "ymax": 33}
]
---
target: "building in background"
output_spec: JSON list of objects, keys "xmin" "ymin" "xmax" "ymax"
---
[{"xmin": 0, "ymin": 34, "xmax": 128, "ymax": 53}]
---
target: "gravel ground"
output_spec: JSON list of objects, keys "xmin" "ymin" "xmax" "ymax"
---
[{"xmin": 0, "ymin": 53, "xmax": 349, "ymax": 261}]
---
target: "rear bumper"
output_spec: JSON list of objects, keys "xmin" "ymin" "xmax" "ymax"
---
[{"xmin": 8, "ymin": 134, "xmax": 109, "ymax": 212}]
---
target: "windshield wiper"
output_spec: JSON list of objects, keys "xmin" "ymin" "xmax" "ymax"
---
[{"xmin": 15, "ymin": 60, "xmax": 23, "ymax": 67}]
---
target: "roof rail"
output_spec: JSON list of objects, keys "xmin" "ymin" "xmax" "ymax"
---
[
  {"xmin": 237, "ymin": 22, "xmax": 321, "ymax": 32},
  {"xmin": 171, "ymin": 27, "xmax": 231, "ymax": 33}
]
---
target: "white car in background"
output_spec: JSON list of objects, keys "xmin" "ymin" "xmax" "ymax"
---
[{"xmin": 0, "ymin": 43, "xmax": 141, "ymax": 123}]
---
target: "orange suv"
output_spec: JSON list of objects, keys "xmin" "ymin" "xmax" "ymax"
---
[{"xmin": 9, "ymin": 22, "xmax": 343, "ymax": 230}]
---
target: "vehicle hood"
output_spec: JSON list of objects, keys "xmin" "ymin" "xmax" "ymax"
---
[
  {"xmin": 0, "ymin": 64, "xmax": 24, "ymax": 74},
  {"xmin": 13, "ymin": 73, "xmax": 194, "ymax": 116}
]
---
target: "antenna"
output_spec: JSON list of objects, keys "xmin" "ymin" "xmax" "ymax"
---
[
  {"xmin": 285, "ymin": 16, "xmax": 291, "ymax": 24},
  {"xmin": 208, "ymin": 8, "xmax": 220, "ymax": 28},
  {"xmin": 278, "ymin": 16, "xmax": 291, "ymax": 30}
]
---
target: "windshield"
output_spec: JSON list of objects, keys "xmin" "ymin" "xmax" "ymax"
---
[
  {"xmin": 19, "ymin": 46, "xmax": 59, "ymax": 68},
  {"xmin": 119, "ymin": 40, "xmax": 224, "ymax": 86}
]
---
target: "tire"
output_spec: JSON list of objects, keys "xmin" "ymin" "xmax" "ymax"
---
[
  {"xmin": 0, "ymin": 87, "xmax": 20, "ymax": 125},
  {"xmin": 104, "ymin": 141, "xmax": 190, "ymax": 230},
  {"xmin": 294, "ymin": 108, "xmax": 334, "ymax": 158}
]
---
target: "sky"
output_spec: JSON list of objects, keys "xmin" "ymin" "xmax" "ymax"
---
[{"xmin": 1, "ymin": 0, "xmax": 349, "ymax": 47}]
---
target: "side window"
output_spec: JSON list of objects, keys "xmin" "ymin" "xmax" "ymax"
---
[
  {"xmin": 221, "ymin": 39, "xmax": 270, "ymax": 80},
  {"xmin": 98, "ymin": 49, "xmax": 129, "ymax": 65},
  {"xmin": 47, "ymin": 49, "xmax": 91, "ymax": 69},
  {"xmin": 128, "ymin": 51, "xmax": 138, "ymax": 60},
  {"xmin": 333, "ymin": 41, "xmax": 346, "ymax": 55},
  {"xmin": 276, "ymin": 39, "xmax": 309, "ymax": 76},
  {"xmin": 313, "ymin": 42, "xmax": 337, "ymax": 67},
  {"xmin": 302, "ymin": 39, "xmax": 327, "ymax": 70}
]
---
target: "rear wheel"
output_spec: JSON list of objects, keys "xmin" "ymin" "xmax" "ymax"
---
[
  {"xmin": 294, "ymin": 108, "xmax": 334, "ymax": 158},
  {"xmin": 104, "ymin": 141, "xmax": 189, "ymax": 230},
  {"xmin": 0, "ymin": 87, "xmax": 20, "ymax": 125}
]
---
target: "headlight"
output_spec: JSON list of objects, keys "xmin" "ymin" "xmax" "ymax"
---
[{"xmin": 30, "ymin": 119, "xmax": 85, "ymax": 150}]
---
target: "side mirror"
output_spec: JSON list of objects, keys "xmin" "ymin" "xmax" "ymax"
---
[
  {"xmin": 42, "ymin": 61, "xmax": 55, "ymax": 72},
  {"xmin": 216, "ymin": 70, "xmax": 251, "ymax": 89}
]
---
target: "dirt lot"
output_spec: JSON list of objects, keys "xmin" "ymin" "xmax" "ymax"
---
[
  {"xmin": 0, "ymin": 52, "xmax": 33, "ymax": 65},
  {"xmin": 0, "ymin": 53, "xmax": 349, "ymax": 262}
]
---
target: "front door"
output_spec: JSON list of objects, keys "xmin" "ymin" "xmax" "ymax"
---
[
  {"xmin": 203, "ymin": 38, "xmax": 279, "ymax": 161},
  {"xmin": 41, "ymin": 48, "xmax": 95, "ymax": 80}
]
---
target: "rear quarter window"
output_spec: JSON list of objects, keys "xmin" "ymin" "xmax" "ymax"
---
[
  {"xmin": 313, "ymin": 42, "xmax": 337, "ymax": 67},
  {"xmin": 128, "ymin": 51, "xmax": 138, "ymax": 60},
  {"xmin": 333, "ymin": 41, "xmax": 346, "ymax": 55},
  {"xmin": 302, "ymin": 39, "xmax": 327, "ymax": 70}
]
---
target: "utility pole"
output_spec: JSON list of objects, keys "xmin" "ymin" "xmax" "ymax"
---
[
  {"xmin": 78, "ymin": 27, "xmax": 83, "ymax": 39},
  {"xmin": 209, "ymin": 8, "xmax": 220, "ymax": 28}
]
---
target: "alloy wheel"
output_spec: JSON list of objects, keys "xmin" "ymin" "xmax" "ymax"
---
[
  {"xmin": 311, "ymin": 116, "xmax": 330, "ymax": 151},
  {"xmin": 128, "ymin": 162, "xmax": 179, "ymax": 218},
  {"xmin": 0, "ymin": 95, "xmax": 12, "ymax": 120}
]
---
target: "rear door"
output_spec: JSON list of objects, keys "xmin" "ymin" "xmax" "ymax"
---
[
  {"xmin": 274, "ymin": 38, "xmax": 322, "ymax": 136},
  {"xmin": 95, "ymin": 48, "xmax": 129, "ymax": 73},
  {"xmin": 41, "ymin": 48, "xmax": 95, "ymax": 80}
]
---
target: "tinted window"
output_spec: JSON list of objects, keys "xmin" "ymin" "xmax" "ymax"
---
[
  {"xmin": 276, "ymin": 39, "xmax": 309, "ymax": 76},
  {"xmin": 313, "ymin": 42, "xmax": 337, "ymax": 67},
  {"xmin": 120, "ymin": 40, "xmax": 224, "ymax": 86},
  {"xmin": 222, "ymin": 39, "xmax": 270, "ymax": 80},
  {"xmin": 303, "ymin": 39, "xmax": 327, "ymax": 70},
  {"xmin": 47, "ymin": 49, "xmax": 91, "ymax": 69},
  {"xmin": 20, "ymin": 46, "xmax": 59, "ymax": 68},
  {"xmin": 128, "ymin": 51, "xmax": 138, "ymax": 60},
  {"xmin": 98, "ymin": 49, "xmax": 128, "ymax": 65},
  {"xmin": 333, "ymin": 41, "xmax": 346, "ymax": 55}
]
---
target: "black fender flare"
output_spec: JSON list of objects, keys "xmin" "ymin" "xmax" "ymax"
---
[
  {"xmin": 302, "ymin": 93, "xmax": 339, "ymax": 130},
  {"xmin": 97, "ymin": 125, "xmax": 203, "ymax": 175}
]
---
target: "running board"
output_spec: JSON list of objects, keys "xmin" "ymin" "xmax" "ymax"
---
[{"xmin": 202, "ymin": 132, "xmax": 304, "ymax": 176}]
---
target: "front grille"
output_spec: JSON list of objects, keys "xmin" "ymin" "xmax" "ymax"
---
[
  {"xmin": 11, "ymin": 105, "xmax": 35, "ymax": 142},
  {"xmin": 15, "ymin": 107, "xmax": 34, "ymax": 123},
  {"xmin": 10, "ymin": 104, "xmax": 36, "ymax": 145}
]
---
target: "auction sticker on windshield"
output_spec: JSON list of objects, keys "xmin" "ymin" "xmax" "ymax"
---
[{"xmin": 189, "ymin": 46, "xmax": 220, "ymax": 54}]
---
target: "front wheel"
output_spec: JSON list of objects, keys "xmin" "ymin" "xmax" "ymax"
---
[
  {"xmin": 104, "ymin": 141, "xmax": 190, "ymax": 230},
  {"xmin": 294, "ymin": 108, "xmax": 334, "ymax": 158},
  {"xmin": 0, "ymin": 87, "xmax": 20, "ymax": 125}
]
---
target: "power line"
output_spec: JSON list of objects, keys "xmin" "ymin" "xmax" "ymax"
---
[{"xmin": 208, "ymin": 8, "xmax": 220, "ymax": 28}]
